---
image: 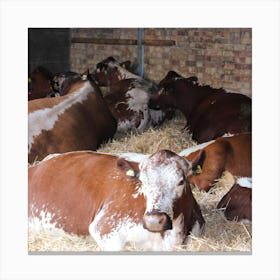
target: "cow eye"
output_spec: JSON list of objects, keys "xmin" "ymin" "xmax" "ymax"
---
[{"xmin": 178, "ymin": 179, "xmax": 184, "ymax": 186}]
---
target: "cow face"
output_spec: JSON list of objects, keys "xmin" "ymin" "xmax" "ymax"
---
[
  {"xmin": 148, "ymin": 72, "xmax": 198, "ymax": 110},
  {"xmin": 51, "ymin": 71, "xmax": 83, "ymax": 95},
  {"xmin": 91, "ymin": 56, "xmax": 132, "ymax": 87},
  {"xmin": 148, "ymin": 82, "xmax": 177, "ymax": 110},
  {"xmin": 138, "ymin": 150, "xmax": 192, "ymax": 233}
]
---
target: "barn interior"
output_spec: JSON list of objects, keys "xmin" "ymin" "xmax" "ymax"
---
[{"xmin": 28, "ymin": 28, "xmax": 252, "ymax": 253}]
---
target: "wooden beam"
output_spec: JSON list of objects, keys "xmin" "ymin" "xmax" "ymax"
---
[
  {"xmin": 71, "ymin": 37, "xmax": 175, "ymax": 46},
  {"xmin": 71, "ymin": 38, "xmax": 137, "ymax": 45},
  {"xmin": 142, "ymin": 39, "xmax": 175, "ymax": 46}
]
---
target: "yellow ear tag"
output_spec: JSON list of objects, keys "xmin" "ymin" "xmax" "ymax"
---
[
  {"xmin": 53, "ymin": 83, "xmax": 59, "ymax": 91},
  {"xmin": 126, "ymin": 169, "xmax": 135, "ymax": 177},
  {"xmin": 121, "ymin": 64, "xmax": 126, "ymax": 69},
  {"xmin": 82, "ymin": 74, "xmax": 87, "ymax": 80},
  {"xmin": 195, "ymin": 165, "xmax": 202, "ymax": 174},
  {"xmin": 28, "ymin": 77, "xmax": 32, "ymax": 83}
]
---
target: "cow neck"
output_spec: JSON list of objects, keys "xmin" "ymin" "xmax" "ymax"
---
[{"xmin": 174, "ymin": 81, "xmax": 218, "ymax": 119}]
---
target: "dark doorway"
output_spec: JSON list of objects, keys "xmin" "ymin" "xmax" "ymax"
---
[{"xmin": 28, "ymin": 28, "xmax": 70, "ymax": 74}]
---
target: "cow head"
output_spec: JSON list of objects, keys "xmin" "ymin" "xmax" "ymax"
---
[
  {"xmin": 91, "ymin": 56, "xmax": 132, "ymax": 86},
  {"xmin": 138, "ymin": 150, "xmax": 193, "ymax": 234},
  {"xmin": 148, "ymin": 71, "xmax": 198, "ymax": 110},
  {"xmin": 51, "ymin": 71, "xmax": 83, "ymax": 95},
  {"xmin": 28, "ymin": 66, "xmax": 53, "ymax": 100}
]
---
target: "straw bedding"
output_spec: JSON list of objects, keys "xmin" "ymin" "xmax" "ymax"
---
[{"xmin": 28, "ymin": 113, "xmax": 252, "ymax": 253}]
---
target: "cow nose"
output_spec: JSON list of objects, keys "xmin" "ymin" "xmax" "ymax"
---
[{"xmin": 143, "ymin": 211, "xmax": 172, "ymax": 232}]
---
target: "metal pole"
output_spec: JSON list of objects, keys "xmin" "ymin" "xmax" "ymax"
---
[{"xmin": 137, "ymin": 28, "xmax": 144, "ymax": 77}]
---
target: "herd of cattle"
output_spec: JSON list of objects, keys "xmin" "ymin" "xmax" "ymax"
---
[{"xmin": 28, "ymin": 56, "xmax": 252, "ymax": 251}]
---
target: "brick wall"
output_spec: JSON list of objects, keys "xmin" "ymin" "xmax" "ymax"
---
[{"xmin": 70, "ymin": 28, "xmax": 252, "ymax": 96}]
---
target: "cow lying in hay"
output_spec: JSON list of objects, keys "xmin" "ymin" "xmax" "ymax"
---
[
  {"xmin": 90, "ymin": 56, "xmax": 171, "ymax": 133},
  {"xmin": 217, "ymin": 177, "xmax": 252, "ymax": 222},
  {"xmin": 180, "ymin": 132, "xmax": 252, "ymax": 191},
  {"xmin": 148, "ymin": 71, "xmax": 252, "ymax": 143},
  {"xmin": 28, "ymin": 150, "xmax": 205, "ymax": 251},
  {"xmin": 28, "ymin": 79, "xmax": 117, "ymax": 163}
]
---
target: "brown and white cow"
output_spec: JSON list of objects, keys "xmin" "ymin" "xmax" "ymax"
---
[
  {"xmin": 28, "ymin": 66, "xmax": 55, "ymax": 100},
  {"xmin": 179, "ymin": 133, "xmax": 251, "ymax": 191},
  {"xmin": 51, "ymin": 71, "xmax": 87, "ymax": 96},
  {"xmin": 28, "ymin": 150, "xmax": 205, "ymax": 251},
  {"xmin": 28, "ymin": 80, "xmax": 117, "ymax": 163},
  {"xmin": 217, "ymin": 177, "xmax": 252, "ymax": 222},
  {"xmin": 90, "ymin": 57, "xmax": 172, "ymax": 133},
  {"xmin": 149, "ymin": 71, "xmax": 252, "ymax": 143}
]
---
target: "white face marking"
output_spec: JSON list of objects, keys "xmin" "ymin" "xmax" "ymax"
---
[
  {"xmin": 139, "ymin": 151, "xmax": 190, "ymax": 218},
  {"xmin": 236, "ymin": 177, "xmax": 252, "ymax": 188},
  {"xmin": 28, "ymin": 81, "xmax": 92, "ymax": 153}
]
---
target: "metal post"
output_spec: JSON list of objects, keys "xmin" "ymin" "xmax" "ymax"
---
[{"xmin": 137, "ymin": 28, "xmax": 144, "ymax": 77}]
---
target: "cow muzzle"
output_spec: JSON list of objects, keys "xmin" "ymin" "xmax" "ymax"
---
[{"xmin": 143, "ymin": 211, "xmax": 172, "ymax": 232}]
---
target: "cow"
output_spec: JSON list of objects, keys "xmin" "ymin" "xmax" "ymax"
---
[
  {"xmin": 217, "ymin": 177, "xmax": 252, "ymax": 222},
  {"xmin": 28, "ymin": 79, "xmax": 117, "ymax": 163},
  {"xmin": 179, "ymin": 133, "xmax": 252, "ymax": 191},
  {"xmin": 92, "ymin": 56, "xmax": 138, "ymax": 87},
  {"xmin": 51, "ymin": 71, "xmax": 88, "ymax": 96},
  {"xmin": 148, "ymin": 71, "xmax": 252, "ymax": 143},
  {"xmin": 28, "ymin": 149, "xmax": 205, "ymax": 251},
  {"xmin": 28, "ymin": 66, "xmax": 55, "ymax": 100},
  {"xmin": 90, "ymin": 57, "xmax": 173, "ymax": 133}
]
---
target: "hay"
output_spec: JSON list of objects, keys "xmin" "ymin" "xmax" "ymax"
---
[
  {"xmin": 28, "ymin": 113, "xmax": 252, "ymax": 253},
  {"xmin": 98, "ymin": 112, "xmax": 197, "ymax": 155}
]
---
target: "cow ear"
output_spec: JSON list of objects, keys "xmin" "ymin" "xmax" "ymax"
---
[
  {"xmin": 116, "ymin": 158, "xmax": 139, "ymax": 179},
  {"xmin": 185, "ymin": 150, "xmax": 205, "ymax": 175}
]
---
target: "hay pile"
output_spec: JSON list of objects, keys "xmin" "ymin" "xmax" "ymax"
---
[{"xmin": 28, "ymin": 113, "xmax": 252, "ymax": 253}]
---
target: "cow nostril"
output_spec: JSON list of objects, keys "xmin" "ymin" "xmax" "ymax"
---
[{"xmin": 143, "ymin": 212, "xmax": 172, "ymax": 232}]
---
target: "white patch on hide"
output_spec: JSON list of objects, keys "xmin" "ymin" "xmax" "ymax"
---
[
  {"xmin": 124, "ymin": 87, "xmax": 151, "ymax": 133},
  {"xmin": 237, "ymin": 177, "xmax": 252, "ymax": 188},
  {"xmin": 222, "ymin": 132, "xmax": 235, "ymax": 137},
  {"xmin": 29, "ymin": 206, "xmax": 57, "ymax": 233},
  {"xmin": 89, "ymin": 211, "xmax": 186, "ymax": 251},
  {"xmin": 107, "ymin": 61, "xmax": 140, "ymax": 81},
  {"xmin": 28, "ymin": 81, "xmax": 92, "ymax": 152},
  {"xmin": 42, "ymin": 153, "xmax": 61, "ymax": 161},
  {"xmin": 117, "ymin": 152, "xmax": 149, "ymax": 163},
  {"xmin": 179, "ymin": 139, "xmax": 215, "ymax": 157}
]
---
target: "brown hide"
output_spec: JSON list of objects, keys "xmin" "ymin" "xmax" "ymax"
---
[
  {"xmin": 150, "ymin": 72, "xmax": 251, "ymax": 143},
  {"xmin": 28, "ymin": 66, "xmax": 53, "ymax": 100},
  {"xmin": 185, "ymin": 133, "xmax": 251, "ymax": 191},
  {"xmin": 28, "ymin": 81, "xmax": 117, "ymax": 163},
  {"xmin": 28, "ymin": 150, "xmax": 204, "ymax": 241},
  {"xmin": 217, "ymin": 182, "xmax": 252, "ymax": 221},
  {"xmin": 28, "ymin": 151, "xmax": 142, "ymax": 236}
]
